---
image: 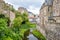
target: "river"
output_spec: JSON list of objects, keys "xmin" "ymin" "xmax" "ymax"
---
[
  {"xmin": 27, "ymin": 33, "xmax": 38, "ymax": 40},
  {"xmin": 23, "ymin": 29, "xmax": 39, "ymax": 40}
]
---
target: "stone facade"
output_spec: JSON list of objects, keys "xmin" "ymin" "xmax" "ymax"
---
[
  {"xmin": 18, "ymin": 7, "xmax": 28, "ymax": 14},
  {"xmin": 53, "ymin": 0, "xmax": 60, "ymax": 23},
  {"xmin": 39, "ymin": 0, "xmax": 60, "ymax": 40},
  {"xmin": 39, "ymin": 3, "xmax": 52, "ymax": 37}
]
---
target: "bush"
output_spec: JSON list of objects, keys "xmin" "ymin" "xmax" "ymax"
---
[
  {"xmin": 0, "ymin": 18, "xmax": 22, "ymax": 40},
  {"xmin": 13, "ymin": 17, "xmax": 23, "ymax": 27}
]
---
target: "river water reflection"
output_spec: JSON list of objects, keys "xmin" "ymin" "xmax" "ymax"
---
[
  {"xmin": 27, "ymin": 33, "xmax": 38, "ymax": 40},
  {"xmin": 23, "ymin": 29, "xmax": 39, "ymax": 40}
]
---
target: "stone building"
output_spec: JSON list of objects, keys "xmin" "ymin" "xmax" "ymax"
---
[
  {"xmin": 28, "ymin": 12, "xmax": 36, "ymax": 23},
  {"xmin": 18, "ymin": 7, "xmax": 28, "ymax": 14},
  {"xmin": 53, "ymin": 0, "xmax": 60, "ymax": 23},
  {"xmin": 39, "ymin": 1, "xmax": 53, "ymax": 36},
  {"xmin": 39, "ymin": 3, "xmax": 49, "ymax": 36},
  {"xmin": 0, "ymin": 0, "xmax": 15, "ymax": 26},
  {"xmin": 39, "ymin": 0, "xmax": 60, "ymax": 40}
]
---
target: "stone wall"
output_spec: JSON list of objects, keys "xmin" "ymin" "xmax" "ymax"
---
[
  {"xmin": 53, "ymin": 0, "xmax": 60, "ymax": 23},
  {"xmin": 39, "ymin": 0, "xmax": 60, "ymax": 40},
  {"xmin": 45, "ymin": 23, "xmax": 60, "ymax": 40},
  {"xmin": 45, "ymin": 1, "xmax": 60, "ymax": 39}
]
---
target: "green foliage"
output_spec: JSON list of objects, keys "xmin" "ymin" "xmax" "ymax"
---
[
  {"xmin": 0, "ymin": 14, "xmax": 5, "ymax": 18},
  {"xmin": 15, "ymin": 11, "xmax": 21, "ymax": 18},
  {"xmin": 32, "ymin": 30, "xmax": 46, "ymax": 40},
  {"xmin": 21, "ymin": 13, "xmax": 28, "ymax": 22},
  {"xmin": 0, "ymin": 18, "xmax": 11, "ymax": 40},
  {"xmin": 0, "ymin": 6, "xmax": 37, "ymax": 40},
  {"xmin": 26, "ymin": 22, "xmax": 36, "ymax": 28},
  {"xmin": 10, "ymin": 7, "xmax": 15, "ymax": 12},
  {"xmin": 13, "ymin": 17, "xmax": 23, "ymax": 27},
  {"xmin": 19, "ymin": 29, "xmax": 27, "ymax": 38},
  {"xmin": 0, "ymin": 18, "xmax": 7, "ymax": 27},
  {"xmin": 0, "ymin": 18, "xmax": 22, "ymax": 40}
]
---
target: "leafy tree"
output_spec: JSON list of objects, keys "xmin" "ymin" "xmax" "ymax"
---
[
  {"xmin": 0, "ymin": 18, "xmax": 22, "ymax": 40},
  {"xmin": 15, "ymin": 11, "xmax": 21, "ymax": 18},
  {"xmin": 9, "ymin": 7, "xmax": 15, "ymax": 12},
  {"xmin": 0, "ymin": 18, "xmax": 7, "ymax": 27},
  {"xmin": 0, "ymin": 18, "xmax": 8, "ymax": 40},
  {"xmin": 21, "ymin": 12, "xmax": 29, "ymax": 24},
  {"xmin": 13, "ymin": 17, "xmax": 23, "ymax": 27}
]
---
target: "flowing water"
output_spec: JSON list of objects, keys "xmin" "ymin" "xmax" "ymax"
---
[
  {"xmin": 23, "ymin": 29, "xmax": 39, "ymax": 40},
  {"xmin": 27, "ymin": 33, "xmax": 38, "ymax": 40}
]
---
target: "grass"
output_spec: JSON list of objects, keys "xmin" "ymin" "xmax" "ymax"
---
[
  {"xmin": 32, "ymin": 30, "xmax": 46, "ymax": 40},
  {"xmin": 20, "ymin": 23, "xmax": 36, "ymax": 29}
]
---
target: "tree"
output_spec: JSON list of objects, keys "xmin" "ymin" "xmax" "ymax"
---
[
  {"xmin": 21, "ymin": 12, "xmax": 29, "ymax": 24},
  {"xmin": 15, "ymin": 11, "xmax": 21, "ymax": 18},
  {"xmin": 13, "ymin": 17, "xmax": 23, "ymax": 27}
]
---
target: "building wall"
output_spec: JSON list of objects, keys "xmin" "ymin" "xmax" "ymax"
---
[
  {"xmin": 40, "ymin": 5, "xmax": 49, "ymax": 28},
  {"xmin": 53, "ymin": 0, "xmax": 60, "ymax": 23},
  {"xmin": 18, "ymin": 7, "xmax": 28, "ymax": 14},
  {"xmin": 39, "ymin": 0, "xmax": 60, "ymax": 40},
  {"xmin": 46, "ymin": 0, "xmax": 60, "ymax": 40},
  {"xmin": 39, "ymin": 4, "xmax": 49, "ymax": 37},
  {"xmin": 53, "ymin": 0, "xmax": 60, "ymax": 16}
]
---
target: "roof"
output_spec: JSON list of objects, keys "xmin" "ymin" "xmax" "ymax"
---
[{"xmin": 40, "ymin": 0, "xmax": 54, "ymax": 10}]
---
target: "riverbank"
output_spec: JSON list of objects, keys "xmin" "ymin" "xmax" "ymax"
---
[{"xmin": 32, "ymin": 30, "xmax": 46, "ymax": 40}]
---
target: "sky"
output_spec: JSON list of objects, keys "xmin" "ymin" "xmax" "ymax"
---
[{"xmin": 4, "ymin": 0, "xmax": 45, "ymax": 15}]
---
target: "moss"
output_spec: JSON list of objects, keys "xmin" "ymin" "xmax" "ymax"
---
[{"xmin": 32, "ymin": 30, "xmax": 46, "ymax": 40}]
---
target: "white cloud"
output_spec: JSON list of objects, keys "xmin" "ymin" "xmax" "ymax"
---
[
  {"xmin": 27, "ymin": 6, "xmax": 40, "ymax": 15},
  {"xmin": 4, "ymin": 0, "xmax": 44, "ymax": 2},
  {"xmin": 4, "ymin": 0, "xmax": 45, "ymax": 14},
  {"xmin": 4, "ymin": 0, "xmax": 45, "ymax": 4}
]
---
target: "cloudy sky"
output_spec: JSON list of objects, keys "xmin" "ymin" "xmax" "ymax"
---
[{"xmin": 4, "ymin": 0, "xmax": 45, "ymax": 15}]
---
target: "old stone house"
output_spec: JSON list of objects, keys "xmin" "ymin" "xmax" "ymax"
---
[
  {"xmin": 53, "ymin": 0, "xmax": 60, "ymax": 23},
  {"xmin": 39, "ymin": 0, "xmax": 60, "ymax": 40},
  {"xmin": 18, "ymin": 7, "xmax": 28, "ymax": 14}
]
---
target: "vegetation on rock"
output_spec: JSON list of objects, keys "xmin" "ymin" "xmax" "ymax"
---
[{"xmin": 32, "ymin": 30, "xmax": 46, "ymax": 40}]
